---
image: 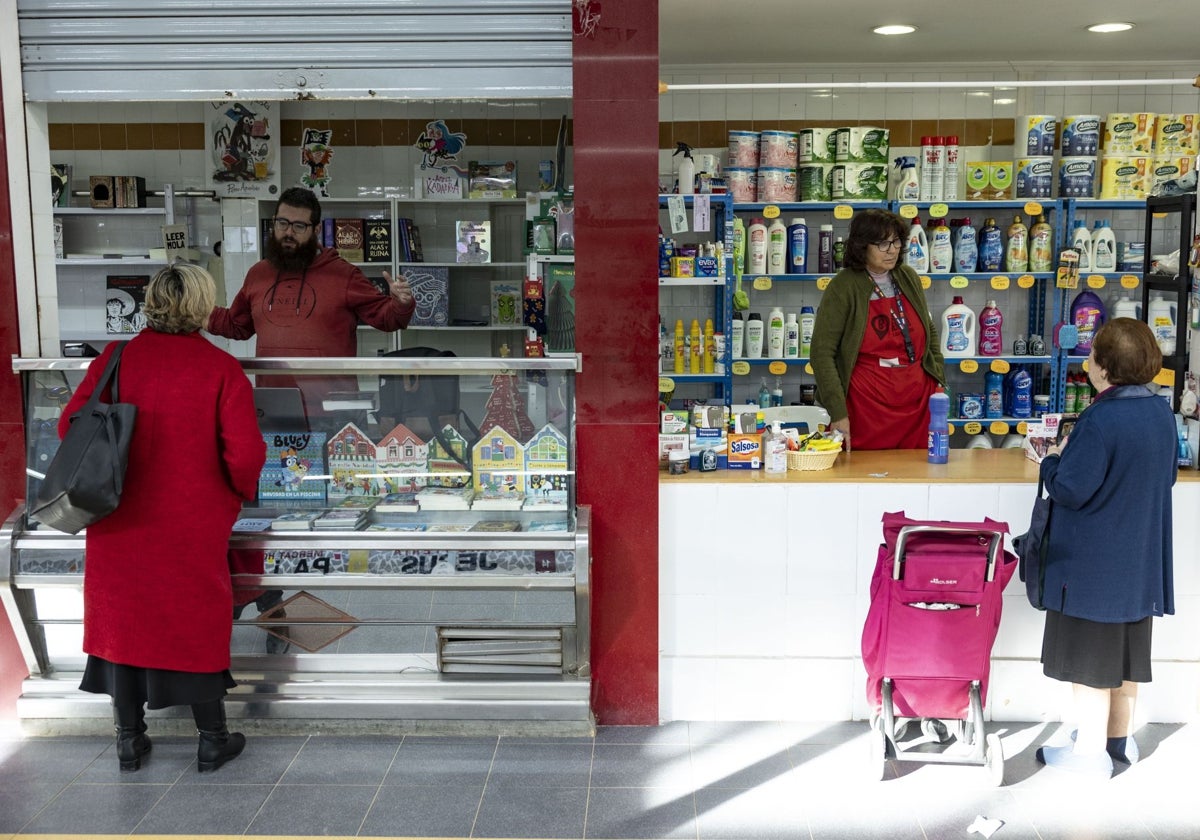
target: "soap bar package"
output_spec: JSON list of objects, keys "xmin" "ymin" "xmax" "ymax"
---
[
  {"xmin": 659, "ymin": 433, "xmax": 689, "ymax": 468},
  {"xmin": 727, "ymin": 433, "xmax": 763, "ymax": 469}
]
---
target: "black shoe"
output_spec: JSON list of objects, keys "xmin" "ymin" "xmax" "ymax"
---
[
  {"xmin": 116, "ymin": 728, "xmax": 152, "ymax": 772},
  {"xmin": 197, "ymin": 729, "xmax": 246, "ymax": 773}
]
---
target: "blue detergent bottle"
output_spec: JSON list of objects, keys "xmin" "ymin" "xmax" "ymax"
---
[
  {"xmin": 928, "ymin": 387, "xmax": 950, "ymax": 464},
  {"xmin": 954, "ymin": 217, "xmax": 978, "ymax": 273}
]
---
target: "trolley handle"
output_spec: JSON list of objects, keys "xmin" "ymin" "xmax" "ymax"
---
[{"xmin": 892, "ymin": 525, "xmax": 1004, "ymax": 582}]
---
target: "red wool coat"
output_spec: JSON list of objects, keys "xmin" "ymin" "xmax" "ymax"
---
[{"xmin": 59, "ymin": 331, "xmax": 266, "ymax": 673}]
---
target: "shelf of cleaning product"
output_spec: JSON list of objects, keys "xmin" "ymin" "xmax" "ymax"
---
[
  {"xmin": 949, "ymin": 418, "xmax": 1030, "ymax": 429},
  {"xmin": 1071, "ymin": 200, "xmax": 1147, "ymax": 211},
  {"xmin": 898, "ymin": 200, "xmax": 1048, "ymax": 211},
  {"xmin": 659, "ymin": 276, "xmax": 724, "ymax": 286},
  {"xmin": 924, "ymin": 272, "xmax": 1055, "ymax": 282},
  {"xmin": 947, "ymin": 355, "xmax": 1054, "ymax": 364},
  {"xmin": 658, "ymin": 194, "xmax": 731, "ymax": 204},
  {"xmin": 732, "ymin": 201, "xmax": 884, "ymax": 212}
]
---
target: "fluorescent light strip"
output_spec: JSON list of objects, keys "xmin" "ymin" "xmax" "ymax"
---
[{"xmin": 664, "ymin": 77, "xmax": 1193, "ymax": 92}]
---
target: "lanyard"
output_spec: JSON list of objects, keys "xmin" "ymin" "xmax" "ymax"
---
[{"xmin": 870, "ymin": 276, "xmax": 916, "ymax": 364}]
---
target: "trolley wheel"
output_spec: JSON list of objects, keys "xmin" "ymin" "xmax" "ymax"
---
[
  {"xmin": 921, "ymin": 718, "xmax": 951, "ymax": 743},
  {"xmin": 984, "ymin": 732, "xmax": 1005, "ymax": 787},
  {"xmin": 869, "ymin": 716, "xmax": 892, "ymax": 780}
]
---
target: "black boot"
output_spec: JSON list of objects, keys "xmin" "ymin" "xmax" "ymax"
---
[
  {"xmin": 191, "ymin": 699, "xmax": 245, "ymax": 773},
  {"xmin": 113, "ymin": 700, "xmax": 151, "ymax": 772}
]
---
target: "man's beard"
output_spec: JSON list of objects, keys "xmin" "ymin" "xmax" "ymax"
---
[{"xmin": 265, "ymin": 232, "xmax": 319, "ymax": 272}]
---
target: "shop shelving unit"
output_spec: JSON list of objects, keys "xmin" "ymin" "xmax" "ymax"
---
[{"xmin": 1140, "ymin": 193, "xmax": 1196, "ymax": 409}]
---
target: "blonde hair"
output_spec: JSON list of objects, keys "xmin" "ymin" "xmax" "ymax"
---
[{"xmin": 143, "ymin": 263, "xmax": 216, "ymax": 334}]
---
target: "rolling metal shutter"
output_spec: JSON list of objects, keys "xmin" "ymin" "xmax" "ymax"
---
[{"xmin": 17, "ymin": 0, "xmax": 572, "ymax": 102}]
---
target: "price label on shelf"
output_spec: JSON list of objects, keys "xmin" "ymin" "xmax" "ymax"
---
[
  {"xmin": 804, "ymin": 362, "xmax": 814, "ymax": 375},
  {"xmin": 1087, "ymin": 274, "xmax": 1107, "ymax": 289},
  {"xmin": 990, "ymin": 275, "xmax": 1010, "ymax": 290},
  {"xmin": 920, "ymin": 275, "xmax": 932, "ymax": 289},
  {"xmin": 768, "ymin": 361, "xmax": 788, "ymax": 375},
  {"xmin": 948, "ymin": 424, "xmax": 956, "ymax": 436},
  {"xmin": 658, "ymin": 377, "xmax": 675, "ymax": 392},
  {"xmin": 666, "ymin": 195, "xmax": 688, "ymax": 235},
  {"xmin": 833, "ymin": 204, "xmax": 854, "ymax": 220},
  {"xmin": 763, "ymin": 204, "xmax": 781, "ymax": 219},
  {"xmin": 1017, "ymin": 421, "xmax": 1029, "ymax": 436},
  {"xmin": 930, "ymin": 203, "xmax": 949, "ymax": 219},
  {"xmin": 950, "ymin": 275, "xmax": 969, "ymax": 289},
  {"xmin": 731, "ymin": 361, "xmax": 751, "ymax": 376},
  {"xmin": 898, "ymin": 204, "xmax": 919, "ymax": 219},
  {"xmin": 1120, "ymin": 274, "xmax": 1140, "ymax": 289},
  {"xmin": 1017, "ymin": 274, "xmax": 1036, "ymax": 289},
  {"xmin": 816, "ymin": 276, "xmax": 832, "ymax": 290},
  {"xmin": 990, "ymin": 359, "xmax": 1011, "ymax": 374},
  {"xmin": 753, "ymin": 276, "xmax": 773, "ymax": 291},
  {"xmin": 959, "ymin": 359, "xmax": 980, "ymax": 373},
  {"xmin": 693, "ymin": 195, "xmax": 711, "ymax": 232},
  {"xmin": 989, "ymin": 421, "xmax": 1011, "ymax": 435},
  {"xmin": 1081, "ymin": 359, "xmax": 1090, "ymax": 372},
  {"xmin": 1024, "ymin": 201, "xmax": 1043, "ymax": 216},
  {"xmin": 963, "ymin": 421, "xmax": 982, "ymax": 435}
]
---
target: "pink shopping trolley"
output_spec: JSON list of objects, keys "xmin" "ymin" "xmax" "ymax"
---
[{"xmin": 861, "ymin": 511, "xmax": 1018, "ymax": 784}]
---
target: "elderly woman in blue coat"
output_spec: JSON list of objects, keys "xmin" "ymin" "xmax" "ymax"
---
[{"xmin": 1036, "ymin": 318, "xmax": 1176, "ymax": 779}]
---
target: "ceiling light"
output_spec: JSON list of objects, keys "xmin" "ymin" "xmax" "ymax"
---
[
  {"xmin": 1088, "ymin": 22, "xmax": 1134, "ymax": 33},
  {"xmin": 873, "ymin": 24, "xmax": 916, "ymax": 35},
  {"xmin": 994, "ymin": 98, "xmax": 1016, "ymax": 105}
]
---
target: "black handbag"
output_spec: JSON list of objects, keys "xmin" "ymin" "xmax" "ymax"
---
[
  {"xmin": 1013, "ymin": 476, "xmax": 1052, "ymax": 610},
  {"xmin": 31, "ymin": 343, "xmax": 137, "ymax": 534}
]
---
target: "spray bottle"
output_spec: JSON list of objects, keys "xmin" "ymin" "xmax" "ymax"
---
[
  {"xmin": 893, "ymin": 156, "xmax": 920, "ymax": 201},
  {"xmin": 673, "ymin": 142, "xmax": 695, "ymax": 195}
]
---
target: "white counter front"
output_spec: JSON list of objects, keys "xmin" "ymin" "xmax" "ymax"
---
[{"xmin": 659, "ymin": 450, "xmax": 1200, "ymax": 723}]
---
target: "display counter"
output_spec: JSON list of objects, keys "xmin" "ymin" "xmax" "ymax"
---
[
  {"xmin": 659, "ymin": 449, "xmax": 1200, "ymax": 724},
  {"xmin": 4, "ymin": 354, "xmax": 592, "ymax": 733}
]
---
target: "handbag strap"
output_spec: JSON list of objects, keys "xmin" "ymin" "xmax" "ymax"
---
[{"xmin": 82, "ymin": 342, "xmax": 128, "ymax": 410}]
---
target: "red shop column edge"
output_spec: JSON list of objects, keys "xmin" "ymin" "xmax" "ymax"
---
[{"xmin": 573, "ymin": 1, "xmax": 660, "ymax": 724}]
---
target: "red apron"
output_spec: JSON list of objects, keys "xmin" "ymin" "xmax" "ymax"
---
[{"xmin": 846, "ymin": 293, "xmax": 938, "ymax": 450}]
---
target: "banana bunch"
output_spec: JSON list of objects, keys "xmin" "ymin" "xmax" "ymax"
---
[{"xmin": 792, "ymin": 431, "xmax": 843, "ymax": 453}]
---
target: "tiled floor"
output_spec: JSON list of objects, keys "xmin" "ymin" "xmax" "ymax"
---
[{"xmin": 1, "ymin": 720, "xmax": 1197, "ymax": 839}]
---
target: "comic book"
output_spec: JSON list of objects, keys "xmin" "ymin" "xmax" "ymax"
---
[{"xmin": 258, "ymin": 431, "xmax": 327, "ymax": 503}]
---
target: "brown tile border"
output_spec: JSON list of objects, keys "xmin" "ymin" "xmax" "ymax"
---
[{"xmin": 659, "ymin": 118, "xmax": 1007, "ymax": 151}]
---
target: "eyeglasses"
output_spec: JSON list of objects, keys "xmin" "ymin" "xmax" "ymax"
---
[
  {"xmin": 872, "ymin": 239, "xmax": 903, "ymax": 252},
  {"xmin": 273, "ymin": 218, "xmax": 313, "ymax": 234}
]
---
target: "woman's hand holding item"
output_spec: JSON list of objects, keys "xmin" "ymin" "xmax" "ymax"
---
[
  {"xmin": 831, "ymin": 416, "xmax": 851, "ymax": 452},
  {"xmin": 1045, "ymin": 435, "xmax": 1068, "ymax": 458}
]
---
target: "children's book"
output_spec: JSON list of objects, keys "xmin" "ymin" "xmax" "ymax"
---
[
  {"xmin": 376, "ymin": 491, "xmax": 420, "ymax": 512},
  {"xmin": 455, "ymin": 220, "xmax": 492, "ymax": 264},
  {"xmin": 314, "ymin": 509, "xmax": 366, "ymax": 529},
  {"xmin": 367, "ymin": 521, "xmax": 427, "ymax": 532},
  {"xmin": 232, "ymin": 517, "xmax": 275, "ymax": 532},
  {"xmin": 404, "ymin": 266, "xmax": 449, "ymax": 327},
  {"xmin": 269, "ymin": 511, "xmax": 324, "ymax": 530},
  {"xmin": 335, "ymin": 496, "xmax": 381, "ymax": 510},
  {"xmin": 258, "ymin": 432, "xmax": 328, "ymax": 504},
  {"xmin": 468, "ymin": 160, "xmax": 517, "ymax": 199},
  {"xmin": 490, "ymin": 280, "xmax": 521, "ymax": 326}
]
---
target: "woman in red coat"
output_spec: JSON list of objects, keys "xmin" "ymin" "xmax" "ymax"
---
[{"xmin": 60, "ymin": 264, "xmax": 266, "ymax": 773}]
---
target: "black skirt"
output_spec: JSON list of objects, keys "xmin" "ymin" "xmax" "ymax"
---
[
  {"xmin": 1041, "ymin": 610, "xmax": 1153, "ymax": 689},
  {"xmin": 79, "ymin": 655, "xmax": 236, "ymax": 710}
]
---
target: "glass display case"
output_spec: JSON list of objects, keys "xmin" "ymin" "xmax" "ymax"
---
[{"xmin": 3, "ymin": 353, "xmax": 591, "ymax": 729}]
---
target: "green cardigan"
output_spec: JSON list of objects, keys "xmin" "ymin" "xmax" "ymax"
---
[{"xmin": 809, "ymin": 264, "xmax": 947, "ymax": 423}]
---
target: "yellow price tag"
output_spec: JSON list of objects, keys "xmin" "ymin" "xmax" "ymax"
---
[
  {"xmin": 959, "ymin": 359, "xmax": 980, "ymax": 373},
  {"xmin": 1152, "ymin": 212, "xmax": 1169, "ymax": 219},
  {"xmin": 1023, "ymin": 201, "xmax": 1043, "ymax": 216},
  {"xmin": 816, "ymin": 276, "xmax": 832, "ymax": 290},
  {"xmin": 990, "ymin": 275, "xmax": 1010, "ymax": 290},
  {"xmin": 658, "ymin": 377, "xmax": 675, "ymax": 392},
  {"xmin": 1016, "ymin": 422, "xmax": 1029, "ymax": 436},
  {"xmin": 930, "ymin": 203, "xmax": 949, "ymax": 219},
  {"xmin": 1081, "ymin": 359, "xmax": 1089, "ymax": 372},
  {"xmin": 989, "ymin": 421, "xmax": 1011, "ymax": 435},
  {"xmin": 990, "ymin": 359, "xmax": 1011, "ymax": 374},
  {"xmin": 731, "ymin": 361, "xmax": 751, "ymax": 376},
  {"xmin": 950, "ymin": 275, "xmax": 970, "ymax": 289},
  {"xmin": 963, "ymin": 421, "xmax": 983, "ymax": 435},
  {"xmin": 768, "ymin": 360, "xmax": 788, "ymax": 375},
  {"xmin": 763, "ymin": 204, "xmax": 781, "ymax": 219},
  {"xmin": 1153, "ymin": 368, "xmax": 1175, "ymax": 387},
  {"xmin": 1120, "ymin": 274, "xmax": 1140, "ymax": 289},
  {"xmin": 804, "ymin": 362, "xmax": 814, "ymax": 375},
  {"xmin": 753, "ymin": 276, "xmax": 773, "ymax": 290},
  {"xmin": 833, "ymin": 204, "xmax": 854, "ymax": 220},
  {"xmin": 948, "ymin": 424, "xmax": 956, "ymax": 435},
  {"xmin": 1017, "ymin": 274, "xmax": 1036, "ymax": 289},
  {"xmin": 1087, "ymin": 274, "xmax": 1107, "ymax": 289},
  {"xmin": 898, "ymin": 204, "xmax": 919, "ymax": 219},
  {"xmin": 920, "ymin": 275, "xmax": 932, "ymax": 289}
]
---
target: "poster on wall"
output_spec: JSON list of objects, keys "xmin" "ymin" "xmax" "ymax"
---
[{"xmin": 205, "ymin": 101, "xmax": 280, "ymax": 199}]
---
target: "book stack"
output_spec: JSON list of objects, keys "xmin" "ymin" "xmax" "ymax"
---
[
  {"xmin": 315, "ymin": 496, "xmax": 379, "ymax": 530},
  {"xmin": 523, "ymin": 497, "xmax": 569, "ymax": 512},
  {"xmin": 468, "ymin": 520, "xmax": 521, "ymax": 532},
  {"xmin": 366, "ymin": 521, "xmax": 427, "ymax": 532},
  {"xmin": 471, "ymin": 490, "xmax": 524, "ymax": 511},
  {"xmin": 270, "ymin": 511, "xmax": 324, "ymax": 530},
  {"xmin": 416, "ymin": 485, "xmax": 475, "ymax": 511},
  {"xmin": 376, "ymin": 491, "xmax": 421, "ymax": 512},
  {"xmin": 396, "ymin": 218, "xmax": 425, "ymax": 262}
]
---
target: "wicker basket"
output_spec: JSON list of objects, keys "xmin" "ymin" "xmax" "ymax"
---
[{"xmin": 787, "ymin": 448, "xmax": 841, "ymax": 471}]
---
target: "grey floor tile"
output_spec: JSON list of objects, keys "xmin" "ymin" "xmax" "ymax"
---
[
  {"xmin": 489, "ymin": 740, "xmax": 593, "ymax": 788},
  {"xmin": 432, "ymin": 588, "xmax": 516, "ymax": 606},
  {"xmin": 246, "ymin": 783, "xmax": 379, "ymax": 836},
  {"xmin": 280, "ymin": 735, "xmax": 401, "ymax": 785},
  {"xmin": 77, "ymin": 736, "xmax": 196, "ymax": 784},
  {"xmin": 694, "ymin": 779, "xmax": 806, "ymax": 840},
  {"xmin": 360, "ymin": 784, "xmax": 483, "ymax": 837},
  {"xmin": 912, "ymin": 790, "xmax": 1040, "ymax": 840},
  {"xmin": 133, "ymin": 782, "xmax": 273, "ymax": 835},
  {"xmin": 687, "ymin": 721, "xmax": 787, "ymax": 747},
  {"xmin": 1014, "ymin": 788, "xmax": 1160, "ymax": 840},
  {"xmin": 514, "ymin": 604, "xmax": 575, "ymax": 622},
  {"xmin": 348, "ymin": 588, "xmax": 434, "ymax": 608},
  {"xmin": 778, "ymin": 720, "xmax": 873, "ymax": 745},
  {"xmin": 383, "ymin": 736, "xmax": 497, "ymax": 786},
  {"xmin": 335, "ymin": 623, "xmax": 429, "ymax": 654},
  {"xmin": 690, "ymin": 741, "xmax": 795, "ymax": 790},
  {"xmin": 21, "ymin": 782, "xmax": 169, "ymax": 835},
  {"xmin": 429, "ymin": 603, "xmax": 515, "ymax": 621},
  {"xmin": 585, "ymin": 786, "xmax": 698, "ymax": 839},
  {"xmin": 592, "ymin": 743, "xmax": 693, "ymax": 788},
  {"xmin": 176, "ymin": 735, "xmax": 307, "ymax": 785},
  {"xmin": 474, "ymin": 781, "xmax": 586, "ymax": 838},
  {"xmin": 0, "ymin": 736, "xmax": 109, "ymax": 784},
  {"xmin": 0, "ymin": 780, "xmax": 67, "ymax": 833},
  {"xmin": 596, "ymin": 721, "xmax": 691, "ymax": 745}
]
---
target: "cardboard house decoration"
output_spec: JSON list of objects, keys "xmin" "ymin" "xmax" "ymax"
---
[
  {"xmin": 326, "ymin": 422, "xmax": 380, "ymax": 499},
  {"xmin": 524, "ymin": 423, "xmax": 569, "ymax": 501},
  {"xmin": 375, "ymin": 423, "xmax": 429, "ymax": 493},
  {"xmin": 426, "ymin": 424, "xmax": 470, "ymax": 488},
  {"xmin": 471, "ymin": 425, "xmax": 525, "ymax": 497}
]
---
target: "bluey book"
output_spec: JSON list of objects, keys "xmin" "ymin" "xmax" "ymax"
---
[{"xmin": 258, "ymin": 432, "xmax": 327, "ymax": 504}]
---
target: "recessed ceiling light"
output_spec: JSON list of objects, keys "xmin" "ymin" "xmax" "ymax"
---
[
  {"xmin": 968, "ymin": 91, "xmax": 992, "ymax": 97},
  {"xmin": 994, "ymin": 98, "xmax": 1016, "ymax": 105},
  {"xmin": 873, "ymin": 24, "xmax": 916, "ymax": 35},
  {"xmin": 1087, "ymin": 22, "xmax": 1134, "ymax": 33}
]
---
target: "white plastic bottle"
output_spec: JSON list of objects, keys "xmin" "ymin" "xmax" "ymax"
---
[
  {"xmin": 1148, "ymin": 295, "xmax": 1177, "ymax": 354},
  {"xmin": 894, "ymin": 156, "xmax": 920, "ymax": 201},
  {"xmin": 767, "ymin": 306, "xmax": 785, "ymax": 359},
  {"xmin": 745, "ymin": 312, "xmax": 764, "ymax": 358},
  {"xmin": 940, "ymin": 295, "xmax": 976, "ymax": 357},
  {"xmin": 747, "ymin": 217, "xmax": 768, "ymax": 275},
  {"xmin": 954, "ymin": 218, "xmax": 978, "ymax": 273},
  {"xmin": 907, "ymin": 218, "xmax": 929, "ymax": 273},
  {"xmin": 763, "ymin": 422, "xmax": 789, "ymax": 475},
  {"xmin": 1071, "ymin": 220, "xmax": 1093, "ymax": 272},
  {"xmin": 784, "ymin": 312, "xmax": 800, "ymax": 358},
  {"xmin": 767, "ymin": 217, "xmax": 787, "ymax": 275},
  {"xmin": 674, "ymin": 142, "xmax": 695, "ymax": 195},
  {"xmin": 1092, "ymin": 220, "xmax": 1117, "ymax": 272},
  {"xmin": 1112, "ymin": 296, "xmax": 1140, "ymax": 320},
  {"xmin": 799, "ymin": 305, "xmax": 816, "ymax": 357},
  {"xmin": 930, "ymin": 218, "xmax": 953, "ymax": 274}
]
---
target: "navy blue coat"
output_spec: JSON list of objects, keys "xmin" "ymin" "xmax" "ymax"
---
[{"xmin": 1040, "ymin": 385, "xmax": 1176, "ymax": 622}]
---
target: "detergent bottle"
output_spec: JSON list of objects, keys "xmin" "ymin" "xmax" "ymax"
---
[
  {"xmin": 1092, "ymin": 220, "xmax": 1117, "ymax": 272},
  {"xmin": 907, "ymin": 217, "xmax": 929, "ymax": 272},
  {"xmin": 1030, "ymin": 214, "xmax": 1054, "ymax": 272},
  {"xmin": 940, "ymin": 296, "xmax": 976, "ymax": 357},
  {"xmin": 893, "ymin": 155, "xmax": 921, "ymax": 200},
  {"xmin": 978, "ymin": 217, "xmax": 1003, "ymax": 272},
  {"xmin": 1069, "ymin": 289, "xmax": 1107, "ymax": 356},
  {"xmin": 954, "ymin": 217, "xmax": 978, "ymax": 273},
  {"xmin": 1005, "ymin": 215, "xmax": 1029, "ymax": 273},
  {"xmin": 978, "ymin": 300, "xmax": 1004, "ymax": 356},
  {"xmin": 1071, "ymin": 220, "xmax": 1093, "ymax": 273},
  {"xmin": 930, "ymin": 218, "xmax": 953, "ymax": 274},
  {"xmin": 1148, "ymin": 295, "xmax": 1177, "ymax": 354},
  {"xmin": 927, "ymin": 388, "xmax": 950, "ymax": 464}
]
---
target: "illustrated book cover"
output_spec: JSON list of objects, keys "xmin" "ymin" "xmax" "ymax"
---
[
  {"xmin": 334, "ymin": 218, "xmax": 365, "ymax": 262},
  {"xmin": 455, "ymin": 220, "xmax": 491, "ymax": 264},
  {"xmin": 490, "ymin": 280, "xmax": 521, "ymax": 326},
  {"xmin": 106, "ymin": 275, "xmax": 151, "ymax": 335},
  {"xmin": 258, "ymin": 431, "xmax": 328, "ymax": 504},
  {"xmin": 403, "ymin": 266, "xmax": 449, "ymax": 327},
  {"xmin": 364, "ymin": 219, "xmax": 391, "ymax": 262}
]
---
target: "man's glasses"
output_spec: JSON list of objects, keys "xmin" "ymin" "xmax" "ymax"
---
[
  {"xmin": 273, "ymin": 218, "xmax": 313, "ymax": 234},
  {"xmin": 872, "ymin": 239, "xmax": 903, "ymax": 252}
]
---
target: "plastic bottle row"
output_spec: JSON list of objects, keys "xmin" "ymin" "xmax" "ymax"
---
[
  {"xmin": 732, "ymin": 307, "xmax": 815, "ymax": 359},
  {"xmin": 907, "ymin": 214, "xmax": 1054, "ymax": 275},
  {"xmin": 939, "ymin": 296, "xmax": 1048, "ymax": 358},
  {"xmin": 740, "ymin": 217, "xmax": 842, "ymax": 275}
]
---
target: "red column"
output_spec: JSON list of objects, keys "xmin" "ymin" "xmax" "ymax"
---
[
  {"xmin": 572, "ymin": 1, "xmax": 659, "ymax": 723},
  {"xmin": 0, "ymin": 71, "xmax": 34, "ymax": 717}
]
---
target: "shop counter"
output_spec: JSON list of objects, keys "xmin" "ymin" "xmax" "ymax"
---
[{"xmin": 659, "ymin": 448, "xmax": 1200, "ymax": 724}]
